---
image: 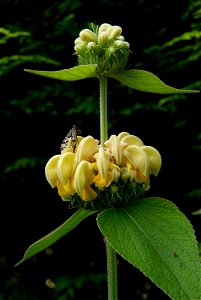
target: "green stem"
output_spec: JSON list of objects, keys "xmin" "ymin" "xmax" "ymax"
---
[
  {"xmin": 99, "ymin": 75, "xmax": 108, "ymax": 145},
  {"xmin": 106, "ymin": 238, "xmax": 118, "ymax": 300},
  {"xmin": 99, "ymin": 76, "xmax": 118, "ymax": 299}
]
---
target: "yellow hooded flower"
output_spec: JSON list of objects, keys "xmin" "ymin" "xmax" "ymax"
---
[
  {"xmin": 123, "ymin": 145, "xmax": 149, "ymax": 185},
  {"xmin": 74, "ymin": 160, "xmax": 97, "ymax": 201},
  {"xmin": 45, "ymin": 155, "xmax": 61, "ymax": 188},
  {"xmin": 56, "ymin": 152, "xmax": 77, "ymax": 197},
  {"xmin": 141, "ymin": 146, "xmax": 162, "ymax": 176},
  {"xmin": 93, "ymin": 147, "xmax": 117, "ymax": 188},
  {"xmin": 45, "ymin": 131, "xmax": 162, "ymax": 207},
  {"xmin": 75, "ymin": 135, "xmax": 99, "ymax": 162}
]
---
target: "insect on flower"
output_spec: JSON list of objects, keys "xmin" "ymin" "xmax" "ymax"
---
[{"xmin": 60, "ymin": 125, "xmax": 82, "ymax": 152}]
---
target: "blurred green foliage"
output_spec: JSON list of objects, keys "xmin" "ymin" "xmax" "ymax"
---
[{"xmin": 0, "ymin": 0, "xmax": 201, "ymax": 299}]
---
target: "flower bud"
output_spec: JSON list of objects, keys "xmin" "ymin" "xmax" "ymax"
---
[
  {"xmin": 117, "ymin": 35, "xmax": 125, "ymax": 41},
  {"xmin": 124, "ymin": 42, "xmax": 130, "ymax": 48},
  {"xmin": 74, "ymin": 37, "xmax": 84, "ymax": 45},
  {"xmin": 98, "ymin": 23, "xmax": 112, "ymax": 34},
  {"xmin": 98, "ymin": 31, "xmax": 109, "ymax": 46},
  {"xmin": 74, "ymin": 44, "xmax": 85, "ymax": 53},
  {"xmin": 108, "ymin": 26, "xmax": 122, "ymax": 40},
  {"xmin": 87, "ymin": 42, "xmax": 96, "ymax": 50},
  {"xmin": 74, "ymin": 23, "xmax": 130, "ymax": 75},
  {"xmin": 79, "ymin": 29, "xmax": 96, "ymax": 42},
  {"xmin": 114, "ymin": 40, "xmax": 126, "ymax": 48}
]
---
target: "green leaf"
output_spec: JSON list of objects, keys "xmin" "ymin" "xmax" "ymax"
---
[
  {"xmin": 97, "ymin": 197, "xmax": 201, "ymax": 300},
  {"xmin": 15, "ymin": 209, "xmax": 96, "ymax": 266},
  {"xmin": 24, "ymin": 64, "xmax": 97, "ymax": 81},
  {"xmin": 111, "ymin": 69, "xmax": 200, "ymax": 94}
]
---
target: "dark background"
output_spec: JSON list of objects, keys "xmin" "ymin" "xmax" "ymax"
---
[{"xmin": 0, "ymin": 0, "xmax": 201, "ymax": 299}]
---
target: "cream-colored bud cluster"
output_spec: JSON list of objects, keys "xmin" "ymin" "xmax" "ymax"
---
[{"xmin": 74, "ymin": 23, "xmax": 130, "ymax": 75}]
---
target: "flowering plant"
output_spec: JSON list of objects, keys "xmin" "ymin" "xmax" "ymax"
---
[{"xmin": 16, "ymin": 23, "xmax": 201, "ymax": 300}]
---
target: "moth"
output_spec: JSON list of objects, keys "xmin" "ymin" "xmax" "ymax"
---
[{"xmin": 60, "ymin": 125, "xmax": 82, "ymax": 152}]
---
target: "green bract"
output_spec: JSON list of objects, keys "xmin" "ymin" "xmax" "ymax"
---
[{"xmin": 25, "ymin": 65, "xmax": 199, "ymax": 94}]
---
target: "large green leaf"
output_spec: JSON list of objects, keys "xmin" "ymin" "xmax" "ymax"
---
[
  {"xmin": 24, "ymin": 64, "xmax": 97, "ymax": 81},
  {"xmin": 111, "ymin": 69, "xmax": 199, "ymax": 94},
  {"xmin": 15, "ymin": 209, "xmax": 96, "ymax": 266},
  {"xmin": 97, "ymin": 197, "xmax": 201, "ymax": 300}
]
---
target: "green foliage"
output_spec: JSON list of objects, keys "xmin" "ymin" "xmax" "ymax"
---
[
  {"xmin": 17, "ymin": 196, "xmax": 201, "ymax": 299},
  {"xmin": 15, "ymin": 209, "xmax": 97, "ymax": 266},
  {"xmin": 112, "ymin": 69, "xmax": 199, "ymax": 94},
  {"xmin": 4, "ymin": 156, "xmax": 44, "ymax": 173},
  {"xmin": 0, "ymin": 27, "xmax": 30, "ymax": 44},
  {"xmin": 97, "ymin": 197, "xmax": 201, "ymax": 299},
  {"xmin": 52, "ymin": 273, "xmax": 106, "ymax": 299},
  {"xmin": 0, "ymin": 27, "xmax": 61, "ymax": 76},
  {"xmin": 24, "ymin": 65, "xmax": 98, "ymax": 81},
  {"xmin": 25, "ymin": 66, "xmax": 199, "ymax": 94}
]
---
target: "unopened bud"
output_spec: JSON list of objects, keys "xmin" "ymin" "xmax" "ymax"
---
[
  {"xmin": 117, "ymin": 35, "xmax": 125, "ymax": 41},
  {"xmin": 98, "ymin": 31, "xmax": 109, "ymax": 45},
  {"xmin": 87, "ymin": 42, "xmax": 96, "ymax": 50},
  {"xmin": 123, "ymin": 41, "xmax": 130, "ymax": 48},
  {"xmin": 74, "ymin": 37, "xmax": 84, "ymax": 45},
  {"xmin": 114, "ymin": 40, "xmax": 125, "ymax": 48},
  {"xmin": 79, "ymin": 29, "xmax": 96, "ymax": 42},
  {"xmin": 98, "ymin": 23, "xmax": 112, "ymax": 34},
  {"xmin": 108, "ymin": 26, "xmax": 122, "ymax": 40},
  {"xmin": 74, "ymin": 44, "xmax": 85, "ymax": 53}
]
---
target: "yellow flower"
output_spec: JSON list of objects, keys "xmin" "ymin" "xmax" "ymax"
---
[
  {"xmin": 75, "ymin": 135, "xmax": 99, "ymax": 162},
  {"xmin": 141, "ymin": 146, "xmax": 162, "ymax": 176},
  {"xmin": 123, "ymin": 145, "xmax": 149, "ymax": 185},
  {"xmin": 45, "ymin": 131, "xmax": 162, "ymax": 206},
  {"xmin": 56, "ymin": 152, "xmax": 77, "ymax": 197},
  {"xmin": 45, "ymin": 155, "xmax": 61, "ymax": 188},
  {"xmin": 105, "ymin": 132, "xmax": 161, "ymax": 187},
  {"xmin": 74, "ymin": 160, "xmax": 97, "ymax": 201},
  {"xmin": 45, "ymin": 135, "xmax": 99, "ymax": 201},
  {"xmin": 93, "ymin": 146, "xmax": 117, "ymax": 188}
]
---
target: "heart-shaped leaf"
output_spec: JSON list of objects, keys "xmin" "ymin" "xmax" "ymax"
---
[
  {"xmin": 24, "ymin": 64, "xmax": 97, "ymax": 81},
  {"xmin": 112, "ymin": 69, "xmax": 199, "ymax": 94},
  {"xmin": 97, "ymin": 197, "xmax": 201, "ymax": 300},
  {"xmin": 16, "ymin": 208, "xmax": 96, "ymax": 266}
]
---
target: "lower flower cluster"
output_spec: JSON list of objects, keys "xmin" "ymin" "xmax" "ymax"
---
[{"xmin": 45, "ymin": 132, "xmax": 161, "ymax": 209}]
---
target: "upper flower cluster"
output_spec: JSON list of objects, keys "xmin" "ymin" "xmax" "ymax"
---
[
  {"xmin": 45, "ymin": 132, "xmax": 161, "ymax": 209},
  {"xmin": 74, "ymin": 23, "xmax": 130, "ymax": 76}
]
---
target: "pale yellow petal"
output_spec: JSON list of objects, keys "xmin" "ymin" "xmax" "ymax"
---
[
  {"xmin": 118, "ymin": 132, "xmax": 130, "ymax": 141},
  {"xmin": 57, "ymin": 180, "xmax": 68, "ymax": 197},
  {"xmin": 45, "ymin": 155, "xmax": 60, "ymax": 187},
  {"xmin": 105, "ymin": 135, "xmax": 122, "ymax": 165},
  {"xmin": 93, "ymin": 147, "xmax": 114, "ymax": 188},
  {"xmin": 121, "ymin": 134, "xmax": 144, "ymax": 147},
  {"xmin": 123, "ymin": 145, "xmax": 149, "ymax": 183},
  {"xmin": 57, "ymin": 152, "xmax": 76, "ymax": 185},
  {"xmin": 74, "ymin": 161, "xmax": 97, "ymax": 201},
  {"xmin": 95, "ymin": 147, "xmax": 109, "ymax": 178},
  {"xmin": 76, "ymin": 136, "xmax": 99, "ymax": 162},
  {"xmin": 141, "ymin": 146, "xmax": 162, "ymax": 176},
  {"xmin": 57, "ymin": 177, "xmax": 76, "ymax": 198},
  {"xmin": 93, "ymin": 170, "xmax": 114, "ymax": 188}
]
